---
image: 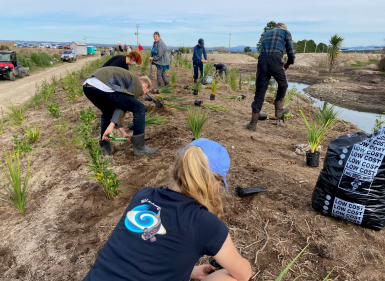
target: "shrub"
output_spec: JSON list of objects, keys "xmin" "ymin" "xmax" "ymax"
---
[
  {"xmin": 30, "ymin": 91, "xmax": 42, "ymax": 109},
  {"xmin": 12, "ymin": 134, "xmax": 32, "ymax": 155},
  {"xmin": 30, "ymin": 53, "xmax": 52, "ymax": 67},
  {"xmin": 22, "ymin": 123, "xmax": 40, "ymax": 143},
  {"xmin": 47, "ymin": 99, "xmax": 61, "ymax": 118},
  {"xmin": 0, "ymin": 149, "xmax": 41, "ymax": 212},
  {"xmin": 6, "ymin": 102, "xmax": 27, "ymax": 125},
  {"xmin": 17, "ymin": 54, "xmax": 33, "ymax": 69},
  {"xmin": 186, "ymin": 107, "xmax": 209, "ymax": 139}
]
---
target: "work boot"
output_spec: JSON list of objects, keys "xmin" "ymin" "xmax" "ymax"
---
[
  {"xmin": 246, "ymin": 112, "xmax": 260, "ymax": 131},
  {"xmin": 99, "ymin": 140, "xmax": 115, "ymax": 156},
  {"xmin": 131, "ymin": 133, "xmax": 159, "ymax": 157},
  {"xmin": 274, "ymin": 99, "xmax": 290, "ymax": 127},
  {"xmin": 164, "ymin": 82, "xmax": 170, "ymax": 87},
  {"xmin": 157, "ymin": 83, "xmax": 162, "ymax": 90}
]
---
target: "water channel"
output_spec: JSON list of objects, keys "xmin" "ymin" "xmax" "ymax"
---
[{"xmin": 274, "ymin": 82, "xmax": 378, "ymax": 133}]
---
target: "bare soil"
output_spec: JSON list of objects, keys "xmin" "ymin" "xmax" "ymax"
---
[{"xmin": 1, "ymin": 55, "xmax": 385, "ymax": 281}]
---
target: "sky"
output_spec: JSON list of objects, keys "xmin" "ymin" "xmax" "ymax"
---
[{"xmin": 1, "ymin": 0, "xmax": 384, "ymax": 48}]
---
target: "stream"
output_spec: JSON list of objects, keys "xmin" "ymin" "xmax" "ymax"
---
[{"xmin": 273, "ymin": 82, "xmax": 378, "ymax": 133}]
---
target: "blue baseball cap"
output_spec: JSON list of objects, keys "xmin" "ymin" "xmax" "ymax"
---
[
  {"xmin": 198, "ymin": 38, "xmax": 204, "ymax": 46},
  {"xmin": 185, "ymin": 138, "xmax": 230, "ymax": 189}
]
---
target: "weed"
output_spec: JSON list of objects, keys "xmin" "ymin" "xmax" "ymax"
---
[
  {"xmin": 201, "ymin": 104, "xmax": 228, "ymax": 111},
  {"xmin": 30, "ymin": 91, "xmax": 42, "ymax": 109},
  {"xmin": 171, "ymin": 72, "xmax": 177, "ymax": 87},
  {"xmin": 186, "ymin": 107, "xmax": 209, "ymax": 139},
  {"xmin": 315, "ymin": 102, "xmax": 342, "ymax": 126},
  {"xmin": 30, "ymin": 53, "xmax": 52, "ymax": 67},
  {"xmin": 351, "ymin": 60, "xmax": 363, "ymax": 67},
  {"xmin": 6, "ymin": 102, "xmax": 27, "ymax": 125},
  {"xmin": 145, "ymin": 109, "xmax": 168, "ymax": 126},
  {"xmin": 0, "ymin": 150, "xmax": 41, "ymax": 212},
  {"xmin": 47, "ymin": 99, "xmax": 61, "ymax": 118},
  {"xmin": 22, "ymin": 123, "xmax": 40, "ymax": 143},
  {"xmin": 13, "ymin": 134, "xmax": 32, "ymax": 156},
  {"xmin": 77, "ymin": 107, "xmax": 120, "ymax": 199},
  {"xmin": 0, "ymin": 107, "xmax": 4, "ymax": 135}
]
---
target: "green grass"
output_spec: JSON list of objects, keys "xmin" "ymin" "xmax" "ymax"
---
[
  {"xmin": 0, "ymin": 150, "xmax": 41, "ymax": 212},
  {"xmin": 47, "ymin": 99, "xmax": 61, "ymax": 118},
  {"xmin": 315, "ymin": 102, "xmax": 342, "ymax": 126},
  {"xmin": 223, "ymin": 95, "xmax": 243, "ymax": 101},
  {"xmin": 165, "ymin": 104, "xmax": 190, "ymax": 111},
  {"xmin": 22, "ymin": 123, "xmax": 40, "ymax": 143},
  {"xmin": 30, "ymin": 53, "xmax": 52, "ymax": 67},
  {"xmin": 351, "ymin": 60, "xmax": 363, "ymax": 67},
  {"xmin": 145, "ymin": 109, "xmax": 168, "ymax": 126},
  {"xmin": 6, "ymin": 102, "xmax": 27, "ymax": 125},
  {"xmin": 158, "ymin": 85, "xmax": 174, "ymax": 94},
  {"xmin": 369, "ymin": 59, "xmax": 379, "ymax": 64},
  {"xmin": 186, "ymin": 107, "xmax": 209, "ymax": 139},
  {"xmin": 171, "ymin": 72, "xmax": 177, "ymax": 87},
  {"xmin": 201, "ymin": 104, "xmax": 228, "ymax": 111}
]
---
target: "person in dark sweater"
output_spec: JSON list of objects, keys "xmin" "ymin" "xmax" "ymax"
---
[
  {"xmin": 214, "ymin": 63, "xmax": 228, "ymax": 78},
  {"xmin": 192, "ymin": 38, "xmax": 207, "ymax": 84},
  {"xmin": 82, "ymin": 67, "xmax": 159, "ymax": 157},
  {"xmin": 114, "ymin": 41, "xmax": 125, "ymax": 55},
  {"xmin": 102, "ymin": 50, "xmax": 142, "ymax": 71},
  {"xmin": 83, "ymin": 139, "xmax": 252, "ymax": 281},
  {"xmin": 246, "ymin": 22, "xmax": 295, "ymax": 131}
]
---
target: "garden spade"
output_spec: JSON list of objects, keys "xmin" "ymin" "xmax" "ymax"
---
[{"xmin": 145, "ymin": 93, "xmax": 164, "ymax": 108}]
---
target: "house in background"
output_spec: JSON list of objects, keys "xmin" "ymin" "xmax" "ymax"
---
[{"xmin": 70, "ymin": 41, "xmax": 87, "ymax": 55}]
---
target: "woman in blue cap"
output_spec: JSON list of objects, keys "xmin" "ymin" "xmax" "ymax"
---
[{"xmin": 83, "ymin": 139, "xmax": 252, "ymax": 281}]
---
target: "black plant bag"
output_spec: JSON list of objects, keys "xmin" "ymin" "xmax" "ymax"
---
[{"xmin": 312, "ymin": 128, "xmax": 385, "ymax": 230}]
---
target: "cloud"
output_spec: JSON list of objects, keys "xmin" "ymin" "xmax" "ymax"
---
[{"xmin": 156, "ymin": 20, "xmax": 173, "ymax": 23}]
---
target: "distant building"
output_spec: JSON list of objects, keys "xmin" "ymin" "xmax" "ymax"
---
[
  {"xmin": 70, "ymin": 41, "xmax": 87, "ymax": 56},
  {"xmin": 213, "ymin": 47, "xmax": 226, "ymax": 52}
]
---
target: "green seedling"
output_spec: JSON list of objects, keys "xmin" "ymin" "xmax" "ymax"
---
[{"xmin": 108, "ymin": 134, "xmax": 127, "ymax": 141}]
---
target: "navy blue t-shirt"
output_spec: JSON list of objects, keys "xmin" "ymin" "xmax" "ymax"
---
[{"xmin": 83, "ymin": 187, "xmax": 229, "ymax": 281}]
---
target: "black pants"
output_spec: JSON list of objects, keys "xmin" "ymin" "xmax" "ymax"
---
[
  {"xmin": 83, "ymin": 86, "xmax": 145, "ymax": 137},
  {"xmin": 193, "ymin": 61, "xmax": 203, "ymax": 80},
  {"xmin": 251, "ymin": 55, "xmax": 288, "ymax": 113}
]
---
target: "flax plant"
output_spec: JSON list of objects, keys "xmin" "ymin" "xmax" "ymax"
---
[{"xmin": 186, "ymin": 107, "xmax": 209, "ymax": 139}]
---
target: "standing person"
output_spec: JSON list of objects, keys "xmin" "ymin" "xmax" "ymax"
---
[
  {"xmin": 102, "ymin": 50, "xmax": 142, "ymax": 71},
  {"xmin": 109, "ymin": 46, "xmax": 114, "ymax": 55},
  {"xmin": 114, "ymin": 41, "xmax": 125, "ymax": 55},
  {"xmin": 101, "ymin": 48, "xmax": 105, "ymax": 57},
  {"xmin": 214, "ymin": 63, "xmax": 228, "ymax": 79},
  {"xmin": 82, "ymin": 67, "xmax": 159, "ymax": 157},
  {"xmin": 192, "ymin": 38, "xmax": 207, "ymax": 84},
  {"xmin": 149, "ymin": 31, "xmax": 170, "ymax": 89},
  {"xmin": 127, "ymin": 45, "xmax": 132, "ymax": 53},
  {"xmin": 138, "ymin": 43, "xmax": 143, "ymax": 52},
  {"xmin": 83, "ymin": 138, "xmax": 252, "ymax": 281},
  {"xmin": 171, "ymin": 48, "xmax": 175, "ymax": 62},
  {"xmin": 246, "ymin": 22, "xmax": 295, "ymax": 131}
]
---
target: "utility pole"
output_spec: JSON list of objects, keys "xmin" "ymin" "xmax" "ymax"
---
[
  {"xmin": 229, "ymin": 33, "xmax": 232, "ymax": 54},
  {"xmin": 303, "ymin": 40, "xmax": 307, "ymax": 53},
  {"xmin": 135, "ymin": 24, "xmax": 140, "ymax": 47},
  {"xmin": 84, "ymin": 36, "xmax": 87, "ymax": 44}
]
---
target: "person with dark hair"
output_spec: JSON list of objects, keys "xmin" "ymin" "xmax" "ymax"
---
[
  {"xmin": 246, "ymin": 22, "xmax": 295, "ymax": 131},
  {"xmin": 102, "ymin": 50, "xmax": 142, "ymax": 71},
  {"xmin": 214, "ymin": 63, "xmax": 228, "ymax": 79},
  {"xmin": 150, "ymin": 31, "xmax": 170, "ymax": 89},
  {"xmin": 82, "ymin": 67, "xmax": 159, "ymax": 157},
  {"xmin": 114, "ymin": 41, "xmax": 124, "ymax": 55},
  {"xmin": 83, "ymin": 138, "xmax": 252, "ymax": 281},
  {"xmin": 192, "ymin": 38, "xmax": 207, "ymax": 84}
]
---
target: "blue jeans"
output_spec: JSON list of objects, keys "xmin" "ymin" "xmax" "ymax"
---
[
  {"xmin": 219, "ymin": 66, "xmax": 228, "ymax": 78},
  {"xmin": 193, "ymin": 61, "xmax": 203, "ymax": 80},
  {"xmin": 83, "ymin": 86, "xmax": 145, "ymax": 137}
]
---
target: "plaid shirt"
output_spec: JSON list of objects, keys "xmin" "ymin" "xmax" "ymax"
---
[{"xmin": 260, "ymin": 27, "xmax": 295, "ymax": 65}]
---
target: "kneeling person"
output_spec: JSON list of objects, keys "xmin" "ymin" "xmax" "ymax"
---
[{"xmin": 83, "ymin": 66, "xmax": 159, "ymax": 157}]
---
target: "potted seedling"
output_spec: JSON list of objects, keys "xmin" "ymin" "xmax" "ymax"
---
[
  {"xmin": 299, "ymin": 110, "xmax": 338, "ymax": 167},
  {"xmin": 186, "ymin": 107, "xmax": 209, "ymax": 140},
  {"xmin": 190, "ymin": 80, "xmax": 203, "ymax": 96},
  {"xmin": 210, "ymin": 78, "xmax": 218, "ymax": 100}
]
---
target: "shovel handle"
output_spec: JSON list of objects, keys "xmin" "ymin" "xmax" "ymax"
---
[{"xmin": 108, "ymin": 134, "xmax": 127, "ymax": 141}]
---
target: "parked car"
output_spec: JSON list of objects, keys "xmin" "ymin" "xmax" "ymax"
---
[
  {"xmin": 27, "ymin": 43, "xmax": 35, "ymax": 48},
  {"xmin": 45, "ymin": 43, "xmax": 51, "ymax": 48},
  {"xmin": 22, "ymin": 43, "xmax": 28, "ymax": 48},
  {"xmin": 39, "ymin": 43, "xmax": 46, "ymax": 48},
  {"xmin": 51, "ymin": 44, "xmax": 57, "ymax": 49},
  {"xmin": 0, "ymin": 51, "xmax": 30, "ymax": 81},
  {"xmin": 65, "ymin": 45, "xmax": 71, "ymax": 49},
  {"xmin": 61, "ymin": 50, "xmax": 77, "ymax": 62},
  {"xmin": 14, "ymin": 43, "xmax": 18, "ymax": 47},
  {"xmin": 57, "ymin": 44, "xmax": 63, "ymax": 49},
  {"xmin": 16, "ymin": 44, "xmax": 23, "ymax": 48}
]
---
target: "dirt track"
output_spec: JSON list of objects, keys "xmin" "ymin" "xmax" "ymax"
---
[{"xmin": 0, "ymin": 55, "xmax": 100, "ymax": 109}]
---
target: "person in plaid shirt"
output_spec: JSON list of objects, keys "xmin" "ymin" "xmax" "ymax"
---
[{"xmin": 246, "ymin": 23, "xmax": 295, "ymax": 130}]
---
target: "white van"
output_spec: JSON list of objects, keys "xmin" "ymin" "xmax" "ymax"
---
[
  {"xmin": 45, "ymin": 43, "xmax": 51, "ymax": 48},
  {"xmin": 39, "ymin": 43, "xmax": 46, "ymax": 48}
]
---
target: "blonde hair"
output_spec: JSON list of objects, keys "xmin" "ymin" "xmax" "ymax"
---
[
  {"xmin": 173, "ymin": 145, "xmax": 223, "ymax": 216},
  {"xmin": 139, "ymin": 76, "xmax": 152, "ymax": 89}
]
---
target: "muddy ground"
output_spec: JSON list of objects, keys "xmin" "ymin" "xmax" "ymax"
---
[{"xmin": 1, "ymin": 54, "xmax": 385, "ymax": 281}]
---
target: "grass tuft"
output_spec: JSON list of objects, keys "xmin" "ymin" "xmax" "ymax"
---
[
  {"xmin": 22, "ymin": 123, "xmax": 40, "ymax": 143},
  {"xmin": 145, "ymin": 109, "xmax": 168, "ymax": 125},
  {"xmin": 201, "ymin": 104, "xmax": 228, "ymax": 111},
  {"xmin": 6, "ymin": 102, "xmax": 27, "ymax": 125},
  {"xmin": 186, "ymin": 107, "xmax": 209, "ymax": 139}
]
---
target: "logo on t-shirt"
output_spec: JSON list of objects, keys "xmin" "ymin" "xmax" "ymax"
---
[{"xmin": 125, "ymin": 204, "xmax": 167, "ymax": 242}]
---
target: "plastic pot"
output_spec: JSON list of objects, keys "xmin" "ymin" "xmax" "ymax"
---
[
  {"xmin": 235, "ymin": 186, "xmax": 266, "ymax": 198},
  {"xmin": 210, "ymin": 94, "xmax": 215, "ymax": 100},
  {"xmin": 241, "ymin": 94, "xmax": 246, "ymax": 99},
  {"xmin": 306, "ymin": 151, "xmax": 320, "ymax": 167},
  {"xmin": 258, "ymin": 113, "xmax": 267, "ymax": 120},
  {"xmin": 193, "ymin": 90, "xmax": 198, "ymax": 95},
  {"xmin": 194, "ymin": 99, "xmax": 202, "ymax": 106}
]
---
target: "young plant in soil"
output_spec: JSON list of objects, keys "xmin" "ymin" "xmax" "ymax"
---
[
  {"xmin": 211, "ymin": 79, "xmax": 218, "ymax": 99},
  {"xmin": 6, "ymin": 102, "xmax": 27, "ymax": 126},
  {"xmin": 165, "ymin": 104, "xmax": 189, "ymax": 111},
  {"xmin": 77, "ymin": 107, "xmax": 120, "ymax": 199},
  {"xmin": 314, "ymin": 102, "xmax": 342, "ymax": 127},
  {"xmin": 158, "ymin": 86, "xmax": 174, "ymax": 94},
  {"xmin": 0, "ymin": 149, "xmax": 42, "ymax": 212},
  {"xmin": 47, "ymin": 99, "xmax": 61, "ymax": 118},
  {"xmin": 12, "ymin": 134, "xmax": 32, "ymax": 156},
  {"xmin": 186, "ymin": 107, "xmax": 209, "ymax": 140},
  {"xmin": 0, "ymin": 107, "xmax": 4, "ymax": 135},
  {"xmin": 201, "ymin": 104, "xmax": 228, "ymax": 111},
  {"xmin": 145, "ymin": 109, "xmax": 168, "ymax": 126},
  {"xmin": 238, "ymin": 74, "xmax": 242, "ymax": 90},
  {"xmin": 171, "ymin": 72, "xmax": 177, "ymax": 87},
  {"xmin": 141, "ymin": 54, "xmax": 150, "ymax": 75},
  {"xmin": 30, "ymin": 91, "xmax": 42, "ymax": 109},
  {"xmin": 22, "ymin": 122, "xmax": 40, "ymax": 143},
  {"xmin": 224, "ymin": 95, "xmax": 243, "ymax": 101}
]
